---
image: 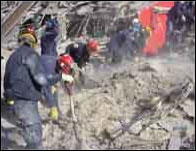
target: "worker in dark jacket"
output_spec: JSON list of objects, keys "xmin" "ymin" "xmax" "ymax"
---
[
  {"xmin": 107, "ymin": 17, "xmax": 146, "ymax": 63},
  {"xmin": 3, "ymin": 23, "xmax": 60, "ymax": 149},
  {"xmin": 64, "ymin": 39, "xmax": 100, "ymax": 68},
  {"xmin": 40, "ymin": 17, "xmax": 62, "ymax": 116},
  {"xmin": 40, "ymin": 55, "xmax": 62, "ymax": 109},
  {"xmin": 181, "ymin": 1, "xmax": 195, "ymax": 32},
  {"xmin": 41, "ymin": 16, "xmax": 59, "ymax": 56},
  {"xmin": 108, "ymin": 26, "xmax": 144, "ymax": 63},
  {"xmin": 166, "ymin": 2, "xmax": 183, "ymax": 49},
  {"xmin": 166, "ymin": 1, "xmax": 194, "ymax": 49}
]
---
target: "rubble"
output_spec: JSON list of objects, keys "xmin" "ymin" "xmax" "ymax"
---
[
  {"xmin": 1, "ymin": 1, "xmax": 195, "ymax": 150},
  {"xmin": 179, "ymin": 99, "xmax": 195, "ymax": 118}
]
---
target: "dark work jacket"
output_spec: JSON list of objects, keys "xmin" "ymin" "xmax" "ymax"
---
[
  {"xmin": 40, "ymin": 55, "xmax": 62, "ymax": 107},
  {"xmin": 4, "ymin": 45, "xmax": 54, "ymax": 103},
  {"xmin": 65, "ymin": 43, "xmax": 90, "ymax": 68},
  {"xmin": 41, "ymin": 28, "xmax": 58, "ymax": 57},
  {"xmin": 40, "ymin": 55, "xmax": 61, "ymax": 85},
  {"xmin": 108, "ymin": 29, "xmax": 140, "ymax": 63},
  {"xmin": 167, "ymin": 2, "xmax": 189, "ymax": 31}
]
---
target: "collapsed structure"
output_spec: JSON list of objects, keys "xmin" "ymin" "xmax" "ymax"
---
[{"xmin": 1, "ymin": 1, "xmax": 195, "ymax": 150}]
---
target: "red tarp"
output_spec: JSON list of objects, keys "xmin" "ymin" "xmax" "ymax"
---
[{"xmin": 138, "ymin": 1, "xmax": 174, "ymax": 55}]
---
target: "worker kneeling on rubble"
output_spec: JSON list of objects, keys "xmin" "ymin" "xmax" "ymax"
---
[
  {"xmin": 57, "ymin": 54, "xmax": 78, "ymax": 95},
  {"xmin": 3, "ymin": 22, "xmax": 61, "ymax": 149},
  {"xmin": 60, "ymin": 39, "xmax": 100, "ymax": 84},
  {"xmin": 39, "ymin": 54, "xmax": 78, "ymax": 119}
]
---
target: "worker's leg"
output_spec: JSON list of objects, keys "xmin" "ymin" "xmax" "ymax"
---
[
  {"xmin": 52, "ymin": 84, "xmax": 58, "ymax": 106},
  {"xmin": 166, "ymin": 20, "xmax": 174, "ymax": 49},
  {"xmin": 52, "ymin": 85, "xmax": 58, "ymax": 102},
  {"xmin": 52, "ymin": 84, "xmax": 63, "ymax": 118},
  {"xmin": 14, "ymin": 100, "xmax": 42, "ymax": 149}
]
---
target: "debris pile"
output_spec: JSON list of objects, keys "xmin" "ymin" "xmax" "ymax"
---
[
  {"xmin": 38, "ymin": 56, "xmax": 195, "ymax": 150},
  {"xmin": 1, "ymin": 1, "xmax": 195, "ymax": 150}
]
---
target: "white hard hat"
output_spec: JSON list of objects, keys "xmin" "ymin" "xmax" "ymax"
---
[{"xmin": 132, "ymin": 18, "xmax": 139, "ymax": 24}]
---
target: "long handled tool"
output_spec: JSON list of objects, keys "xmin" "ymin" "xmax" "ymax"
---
[
  {"xmin": 65, "ymin": 83, "xmax": 77, "ymax": 122},
  {"xmin": 68, "ymin": 93, "xmax": 77, "ymax": 122},
  {"xmin": 65, "ymin": 83, "xmax": 82, "ymax": 149}
]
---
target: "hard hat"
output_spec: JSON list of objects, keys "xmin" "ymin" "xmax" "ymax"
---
[
  {"xmin": 58, "ymin": 54, "xmax": 74, "ymax": 75},
  {"xmin": 132, "ymin": 18, "xmax": 139, "ymax": 24},
  {"xmin": 146, "ymin": 26, "xmax": 152, "ymax": 33},
  {"xmin": 18, "ymin": 24, "xmax": 38, "ymax": 48},
  {"xmin": 87, "ymin": 39, "xmax": 100, "ymax": 53}
]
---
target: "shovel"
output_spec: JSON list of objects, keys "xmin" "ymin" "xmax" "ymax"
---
[{"xmin": 65, "ymin": 83, "xmax": 77, "ymax": 122}]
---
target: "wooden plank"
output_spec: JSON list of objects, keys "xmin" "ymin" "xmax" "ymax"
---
[{"xmin": 1, "ymin": 2, "xmax": 36, "ymax": 39}]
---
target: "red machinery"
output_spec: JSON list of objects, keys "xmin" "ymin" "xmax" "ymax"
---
[{"xmin": 138, "ymin": 1, "xmax": 175, "ymax": 55}]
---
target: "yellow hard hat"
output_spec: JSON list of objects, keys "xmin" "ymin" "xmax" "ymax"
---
[
  {"xmin": 18, "ymin": 33, "xmax": 38, "ymax": 48},
  {"xmin": 146, "ymin": 26, "xmax": 152, "ymax": 33},
  {"xmin": 18, "ymin": 24, "xmax": 38, "ymax": 48}
]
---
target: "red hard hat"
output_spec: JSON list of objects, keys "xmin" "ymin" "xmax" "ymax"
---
[
  {"xmin": 58, "ymin": 54, "xmax": 74, "ymax": 74},
  {"xmin": 87, "ymin": 39, "xmax": 100, "ymax": 53}
]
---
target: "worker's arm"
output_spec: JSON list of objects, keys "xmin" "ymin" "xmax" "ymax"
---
[
  {"xmin": 39, "ymin": 55, "xmax": 62, "ymax": 86},
  {"xmin": 47, "ymin": 73, "xmax": 62, "ymax": 86},
  {"xmin": 3, "ymin": 64, "xmax": 10, "ymax": 91},
  {"xmin": 24, "ymin": 53, "xmax": 49, "ymax": 86},
  {"xmin": 24, "ymin": 53, "xmax": 57, "ymax": 107},
  {"xmin": 3, "ymin": 65, "xmax": 12, "ymax": 99},
  {"xmin": 42, "ymin": 86, "xmax": 57, "ymax": 107},
  {"xmin": 78, "ymin": 52, "xmax": 90, "ymax": 68}
]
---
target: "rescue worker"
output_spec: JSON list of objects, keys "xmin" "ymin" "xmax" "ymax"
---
[
  {"xmin": 40, "ymin": 55, "xmax": 62, "ymax": 113},
  {"xmin": 59, "ymin": 39, "xmax": 99, "ymax": 85},
  {"xmin": 40, "ymin": 17, "xmax": 77, "ymax": 117},
  {"xmin": 130, "ymin": 18, "xmax": 146, "ymax": 52},
  {"xmin": 3, "ymin": 22, "xmax": 60, "ymax": 149},
  {"xmin": 40, "ymin": 17, "xmax": 61, "ymax": 118},
  {"xmin": 41, "ymin": 15, "xmax": 59, "ymax": 57},
  {"xmin": 57, "ymin": 54, "xmax": 77, "ymax": 95},
  {"xmin": 40, "ymin": 54, "xmax": 76, "ymax": 118},
  {"xmin": 132, "ymin": 18, "xmax": 142, "ymax": 33},
  {"xmin": 166, "ymin": 2, "xmax": 181, "ymax": 49},
  {"xmin": 166, "ymin": 1, "xmax": 194, "ymax": 49},
  {"xmin": 63, "ymin": 39, "xmax": 100, "ymax": 69},
  {"xmin": 181, "ymin": 1, "xmax": 195, "ymax": 32},
  {"xmin": 107, "ymin": 18, "xmax": 145, "ymax": 63},
  {"xmin": 108, "ymin": 29, "xmax": 133, "ymax": 63}
]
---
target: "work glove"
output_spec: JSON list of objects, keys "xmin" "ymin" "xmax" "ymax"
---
[
  {"xmin": 71, "ymin": 63, "xmax": 80, "ymax": 80},
  {"xmin": 49, "ymin": 107, "xmax": 59, "ymax": 120},
  {"xmin": 4, "ymin": 99, "xmax": 15, "ymax": 111},
  {"xmin": 6, "ymin": 99, "xmax": 14, "ymax": 106},
  {"xmin": 51, "ymin": 85, "xmax": 57, "ymax": 94},
  {"xmin": 62, "ymin": 73, "xmax": 74, "ymax": 83}
]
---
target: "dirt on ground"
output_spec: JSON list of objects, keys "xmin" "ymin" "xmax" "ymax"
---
[
  {"xmin": 2, "ymin": 48, "xmax": 194, "ymax": 150},
  {"xmin": 1, "ymin": 1, "xmax": 195, "ymax": 150}
]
